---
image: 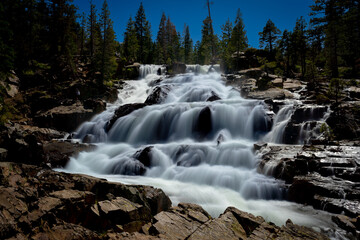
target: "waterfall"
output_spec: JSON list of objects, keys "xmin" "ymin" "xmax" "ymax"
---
[{"xmin": 63, "ymin": 67, "xmax": 337, "ymax": 230}]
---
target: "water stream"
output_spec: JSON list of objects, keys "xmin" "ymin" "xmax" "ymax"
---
[{"xmin": 61, "ymin": 66, "xmax": 342, "ymax": 238}]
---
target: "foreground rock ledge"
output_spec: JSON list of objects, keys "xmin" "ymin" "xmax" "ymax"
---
[{"xmin": 0, "ymin": 162, "xmax": 329, "ymax": 240}]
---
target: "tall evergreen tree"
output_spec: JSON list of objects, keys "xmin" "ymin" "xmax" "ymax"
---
[
  {"xmin": 88, "ymin": 1, "xmax": 98, "ymax": 59},
  {"xmin": 156, "ymin": 13, "xmax": 167, "ymax": 64},
  {"xmin": 200, "ymin": 16, "xmax": 217, "ymax": 64},
  {"xmin": 229, "ymin": 9, "xmax": 248, "ymax": 69},
  {"xmin": 259, "ymin": 19, "xmax": 281, "ymax": 54},
  {"xmin": 310, "ymin": 0, "xmax": 343, "ymax": 77},
  {"xmin": 292, "ymin": 16, "xmax": 308, "ymax": 78},
  {"xmin": 278, "ymin": 30, "xmax": 291, "ymax": 77},
  {"xmin": 220, "ymin": 18, "xmax": 233, "ymax": 71},
  {"xmin": 183, "ymin": 25, "xmax": 193, "ymax": 64},
  {"xmin": 97, "ymin": 0, "xmax": 116, "ymax": 82},
  {"xmin": 135, "ymin": 2, "xmax": 152, "ymax": 63},
  {"xmin": 123, "ymin": 16, "xmax": 139, "ymax": 63}
]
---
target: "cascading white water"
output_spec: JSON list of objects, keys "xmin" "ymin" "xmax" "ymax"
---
[
  {"xmin": 186, "ymin": 64, "xmax": 220, "ymax": 74},
  {"xmin": 139, "ymin": 64, "xmax": 166, "ymax": 78},
  {"xmin": 62, "ymin": 67, "xmax": 339, "ymax": 234}
]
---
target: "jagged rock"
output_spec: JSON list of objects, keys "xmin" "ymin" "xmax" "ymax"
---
[
  {"xmin": 43, "ymin": 140, "xmax": 96, "ymax": 168},
  {"xmin": 106, "ymin": 103, "xmax": 147, "ymax": 132},
  {"xmin": 32, "ymin": 223, "xmax": 100, "ymax": 240},
  {"xmin": 332, "ymin": 215, "xmax": 358, "ymax": 233},
  {"xmin": 278, "ymin": 219, "xmax": 329, "ymax": 240},
  {"xmin": 206, "ymin": 92, "xmax": 221, "ymax": 102},
  {"xmin": 291, "ymin": 105, "xmax": 328, "ymax": 124},
  {"xmin": 0, "ymin": 162, "xmax": 171, "ymax": 239},
  {"xmin": 92, "ymin": 197, "xmax": 151, "ymax": 232},
  {"xmin": 134, "ymin": 147, "xmax": 153, "ymax": 168},
  {"xmin": 150, "ymin": 203, "xmax": 212, "ymax": 240},
  {"xmin": 273, "ymin": 78, "xmax": 283, "ymax": 88},
  {"xmin": 34, "ymin": 102, "xmax": 98, "ymax": 132},
  {"xmin": 187, "ymin": 210, "xmax": 247, "ymax": 240},
  {"xmin": 145, "ymin": 85, "xmax": 171, "ymax": 104}
]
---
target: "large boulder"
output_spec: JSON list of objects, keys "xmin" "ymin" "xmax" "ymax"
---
[
  {"xmin": 194, "ymin": 106, "xmax": 212, "ymax": 140},
  {"xmin": 106, "ymin": 103, "xmax": 147, "ymax": 132},
  {"xmin": 34, "ymin": 101, "xmax": 102, "ymax": 132},
  {"xmin": 125, "ymin": 63, "xmax": 141, "ymax": 79},
  {"xmin": 145, "ymin": 85, "xmax": 171, "ymax": 105}
]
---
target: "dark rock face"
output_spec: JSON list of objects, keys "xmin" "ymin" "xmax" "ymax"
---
[
  {"xmin": 206, "ymin": 92, "xmax": 221, "ymax": 102},
  {"xmin": 43, "ymin": 140, "xmax": 96, "ymax": 168},
  {"xmin": 134, "ymin": 146, "xmax": 153, "ymax": 168},
  {"xmin": 326, "ymin": 102, "xmax": 360, "ymax": 140},
  {"xmin": 106, "ymin": 103, "xmax": 147, "ymax": 132},
  {"xmin": 194, "ymin": 106, "xmax": 212, "ymax": 139},
  {"xmin": 145, "ymin": 85, "xmax": 171, "ymax": 105}
]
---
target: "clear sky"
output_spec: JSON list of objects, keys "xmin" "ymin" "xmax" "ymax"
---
[{"xmin": 73, "ymin": 0, "xmax": 314, "ymax": 48}]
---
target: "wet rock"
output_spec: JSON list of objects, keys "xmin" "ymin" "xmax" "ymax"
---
[
  {"xmin": 194, "ymin": 106, "xmax": 212, "ymax": 139},
  {"xmin": 283, "ymin": 79, "xmax": 303, "ymax": 91},
  {"xmin": 278, "ymin": 219, "xmax": 329, "ymax": 240},
  {"xmin": 206, "ymin": 92, "xmax": 221, "ymax": 102},
  {"xmin": 291, "ymin": 105, "xmax": 328, "ymax": 124},
  {"xmin": 145, "ymin": 85, "xmax": 171, "ymax": 104},
  {"xmin": 106, "ymin": 103, "xmax": 147, "ymax": 132},
  {"xmin": 134, "ymin": 147, "xmax": 153, "ymax": 168},
  {"xmin": 332, "ymin": 214, "xmax": 357, "ymax": 234}
]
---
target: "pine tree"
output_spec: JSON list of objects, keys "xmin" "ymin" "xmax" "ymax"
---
[
  {"xmin": 88, "ymin": 1, "xmax": 98, "ymax": 59},
  {"xmin": 278, "ymin": 30, "xmax": 291, "ymax": 77},
  {"xmin": 156, "ymin": 13, "xmax": 167, "ymax": 64},
  {"xmin": 200, "ymin": 16, "xmax": 216, "ymax": 64},
  {"xmin": 220, "ymin": 18, "xmax": 233, "ymax": 71},
  {"xmin": 135, "ymin": 2, "xmax": 152, "ymax": 63},
  {"xmin": 259, "ymin": 19, "xmax": 281, "ymax": 54},
  {"xmin": 184, "ymin": 25, "xmax": 193, "ymax": 64},
  {"xmin": 123, "ymin": 16, "xmax": 139, "ymax": 63},
  {"xmin": 229, "ymin": 9, "xmax": 248, "ymax": 69},
  {"xmin": 292, "ymin": 16, "xmax": 307, "ymax": 78},
  {"xmin": 310, "ymin": 0, "xmax": 343, "ymax": 77},
  {"xmin": 97, "ymin": 0, "xmax": 116, "ymax": 83}
]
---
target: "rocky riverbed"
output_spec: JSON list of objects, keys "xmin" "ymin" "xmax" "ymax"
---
[{"xmin": 1, "ymin": 66, "xmax": 360, "ymax": 239}]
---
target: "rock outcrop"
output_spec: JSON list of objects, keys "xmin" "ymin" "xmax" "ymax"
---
[
  {"xmin": 34, "ymin": 100, "xmax": 106, "ymax": 132},
  {"xmin": 257, "ymin": 143, "xmax": 360, "ymax": 235},
  {"xmin": 0, "ymin": 161, "xmax": 331, "ymax": 240}
]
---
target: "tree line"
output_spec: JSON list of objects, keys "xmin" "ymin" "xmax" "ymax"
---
[{"xmin": 1, "ymin": 0, "xmax": 359, "ymax": 82}]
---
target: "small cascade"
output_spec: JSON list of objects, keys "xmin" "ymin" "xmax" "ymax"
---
[
  {"xmin": 186, "ymin": 64, "xmax": 220, "ymax": 74},
  {"xmin": 139, "ymin": 64, "xmax": 166, "ymax": 78}
]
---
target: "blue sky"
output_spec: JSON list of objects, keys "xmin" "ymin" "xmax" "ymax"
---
[{"xmin": 73, "ymin": 0, "xmax": 314, "ymax": 48}]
